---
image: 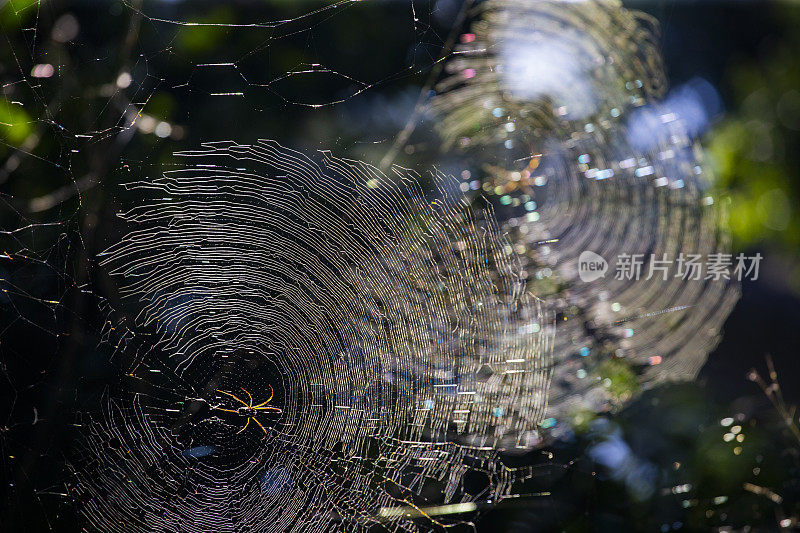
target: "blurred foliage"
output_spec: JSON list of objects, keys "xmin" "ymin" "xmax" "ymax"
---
[
  {"xmin": 0, "ymin": 0, "xmax": 38, "ymax": 28},
  {"xmin": 175, "ymin": 7, "xmax": 235, "ymax": 55},
  {"xmin": 0, "ymin": 98, "xmax": 32, "ymax": 145},
  {"xmin": 508, "ymin": 382, "xmax": 800, "ymax": 532},
  {"xmin": 144, "ymin": 91, "xmax": 176, "ymax": 121},
  {"xmin": 598, "ymin": 357, "xmax": 640, "ymax": 404},
  {"xmin": 707, "ymin": 6, "xmax": 800, "ymax": 287},
  {"xmin": 0, "ymin": 1, "xmax": 798, "ymax": 531}
]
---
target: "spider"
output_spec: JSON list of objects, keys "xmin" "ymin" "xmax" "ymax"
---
[{"xmin": 214, "ymin": 385, "xmax": 282, "ymax": 435}]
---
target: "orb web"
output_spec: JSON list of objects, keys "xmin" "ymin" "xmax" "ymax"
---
[
  {"xmin": 0, "ymin": 0, "xmax": 749, "ymax": 528},
  {"xmin": 72, "ymin": 140, "xmax": 553, "ymax": 531},
  {"xmin": 430, "ymin": 0, "xmax": 740, "ymax": 419}
]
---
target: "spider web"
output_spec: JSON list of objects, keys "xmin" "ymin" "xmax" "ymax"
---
[
  {"xmin": 0, "ymin": 1, "xmax": 553, "ymax": 530},
  {"xmin": 0, "ymin": 0, "xmax": 739, "ymax": 531},
  {"xmin": 72, "ymin": 139, "xmax": 552, "ymax": 532}
]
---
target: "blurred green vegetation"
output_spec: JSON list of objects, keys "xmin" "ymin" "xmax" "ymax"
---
[
  {"xmin": 0, "ymin": 99, "xmax": 32, "ymax": 145},
  {"xmin": 598, "ymin": 357, "xmax": 640, "ymax": 403},
  {"xmin": 547, "ymin": 382, "xmax": 800, "ymax": 531},
  {"xmin": 175, "ymin": 7, "xmax": 235, "ymax": 55},
  {"xmin": 707, "ymin": 7, "xmax": 800, "ymax": 286},
  {"xmin": 0, "ymin": 0, "xmax": 39, "ymax": 28},
  {"xmin": 144, "ymin": 91, "xmax": 176, "ymax": 121},
  {"xmin": 0, "ymin": 1, "xmax": 798, "ymax": 531}
]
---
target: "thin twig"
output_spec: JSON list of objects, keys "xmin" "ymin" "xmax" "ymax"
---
[{"xmin": 748, "ymin": 354, "xmax": 800, "ymax": 445}]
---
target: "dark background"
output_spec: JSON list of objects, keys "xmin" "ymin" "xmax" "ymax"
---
[{"xmin": 1, "ymin": 0, "xmax": 799, "ymax": 531}]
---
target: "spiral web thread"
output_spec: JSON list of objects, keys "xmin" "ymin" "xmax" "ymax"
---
[
  {"xmin": 431, "ymin": 0, "xmax": 740, "ymax": 418},
  {"xmin": 69, "ymin": 0, "xmax": 740, "ymax": 527},
  {"xmin": 72, "ymin": 140, "xmax": 552, "ymax": 532}
]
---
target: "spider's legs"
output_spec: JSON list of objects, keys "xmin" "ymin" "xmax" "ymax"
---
[
  {"xmin": 217, "ymin": 389, "xmax": 248, "ymax": 407},
  {"xmin": 253, "ymin": 384, "xmax": 275, "ymax": 408},
  {"xmin": 236, "ymin": 417, "xmax": 251, "ymax": 434},
  {"xmin": 253, "ymin": 405, "xmax": 282, "ymax": 413},
  {"xmin": 242, "ymin": 388, "xmax": 255, "ymax": 408},
  {"xmin": 252, "ymin": 417, "xmax": 267, "ymax": 435}
]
